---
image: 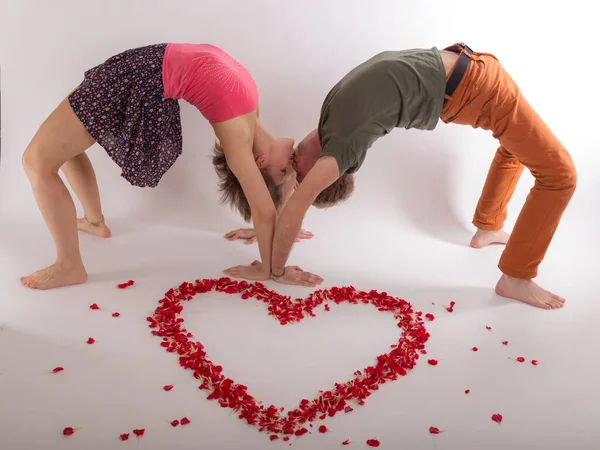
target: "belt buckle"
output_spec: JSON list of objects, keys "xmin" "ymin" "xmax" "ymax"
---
[{"xmin": 458, "ymin": 41, "xmax": 473, "ymax": 54}]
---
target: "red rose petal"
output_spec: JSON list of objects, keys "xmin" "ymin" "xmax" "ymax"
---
[
  {"xmin": 425, "ymin": 313, "xmax": 435, "ymax": 321},
  {"xmin": 51, "ymin": 367, "xmax": 64, "ymax": 373},
  {"xmin": 342, "ymin": 440, "xmax": 351, "ymax": 445},
  {"xmin": 502, "ymin": 340, "xmax": 508, "ymax": 346},
  {"xmin": 180, "ymin": 417, "xmax": 191, "ymax": 425},
  {"xmin": 516, "ymin": 357, "xmax": 525, "ymax": 363},
  {"xmin": 429, "ymin": 426, "xmax": 441, "ymax": 434},
  {"xmin": 283, "ymin": 437, "xmax": 290, "ymax": 442},
  {"xmin": 120, "ymin": 433, "xmax": 129, "ymax": 441},
  {"xmin": 133, "ymin": 429, "xmax": 145, "ymax": 438},
  {"xmin": 295, "ymin": 428, "xmax": 308, "ymax": 436},
  {"xmin": 270, "ymin": 435, "xmax": 279, "ymax": 441},
  {"xmin": 324, "ymin": 304, "xmax": 330, "ymax": 311},
  {"xmin": 63, "ymin": 427, "xmax": 75, "ymax": 436},
  {"xmin": 465, "ymin": 389, "xmax": 470, "ymax": 394},
  {"xmin": 89, "ymin": 303, "xmax": 100, "ymax": 310},
  {"xmin": 486, "ymin": 326, "xmax": 492, "ymax": 331},
  {"xmin": 428, "ymin": 359, "xmax": 438, "ymax": 366},
  {"xmin": 344, "ymin": 406, "xmax": 353, "ymax": 413},
  {"xmin": 163, "ymin": 384, "xmax": 174, "ymax": 391},
  {"xmin": 86, "ymin": 337, "xmax": 95, "ymax": 345},
  {"xmin": 471, "ymin": 347, "xmax": 478, "ymax": 352},
  {"xmin": 319, "ymin": 425, "xmax": 328, "ymax": 433},
  {"xmin": 170, "ymin": 420, "xmax": 179, "ymax": 427},
  {"xmin": 492, "ymin": 414, "xmax": 503, "ymax": 424},
  {"xmin": 531, "ymin": 360, "xmax": 539, "ymax": 366},
  {"xmin": 367, "ymin": 439, "xmax": 380, "ymax": 447},
  {"xmin": 112, "ymin": 312, "xmax": 120, "ymax": 318}
]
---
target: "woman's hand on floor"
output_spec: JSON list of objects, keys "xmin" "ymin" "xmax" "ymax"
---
[{"xmin": 222, "ymin": 260, "xmax": 270, "ymax": 281}]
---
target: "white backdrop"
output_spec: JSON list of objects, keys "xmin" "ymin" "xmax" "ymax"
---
[
  {"xmin": 1, "ymin": 0, "xmax": 598, "ymax": 233},
  {"xmin": 1, "ymin": 2, "xmax": 600, "ymax": 450}
]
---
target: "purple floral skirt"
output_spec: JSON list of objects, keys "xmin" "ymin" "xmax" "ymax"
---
[{"xmin": 68, "ymin": 43, "xmax": 182, "ymax": 187}]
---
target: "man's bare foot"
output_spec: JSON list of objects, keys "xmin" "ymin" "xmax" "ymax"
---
[
  {"xmin": 495, "ymin": 274, "xmax": 565, "ymax": 309},
  {"xmin": 470, "ymin": 229, "xmax": 510, "ymax": 248},
  {"xmin": 20, "ymin": 262, "xmax": 88, "ymax": 290},
  {"xmin": 77, "ymin": 217, "xmax": 111, "ymax": 238}
]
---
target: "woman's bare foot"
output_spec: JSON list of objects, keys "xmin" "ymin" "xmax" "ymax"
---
[
  {"xmin": 77, "ymin": 217, "xmax": 111, "ymax": 238},
  {"xmin": 470, "ymin": 229, "xmax": 510, "ymax": 248},
  {"xmin": 20, "ymin": 261, "xmax": 88, "ymax": 290},
  {"xmin": 495, "ymin": 274, "xmax": 565, "ymax": 309}
]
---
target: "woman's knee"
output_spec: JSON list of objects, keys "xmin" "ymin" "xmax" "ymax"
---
[{"xmin": 22, "ymin": 141, "xmax": 58, "ymax": 177}]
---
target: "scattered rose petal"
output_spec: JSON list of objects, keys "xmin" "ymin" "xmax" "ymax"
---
[
  {"xmin": 502, "ymin": 340, "xmax": 508, "ymax": 346},
  {"xmin": 531, "ymin": 360, "xmax": 539, "ymax": 366},
  {"xmin": 420, "ymin": 349, "xmax": 427, "ymax": 354},
  {"xmin": 112, "ymin": 312, "xmax": 120, "ymax": 318},
  {"xmin": 471, "ymin": 347, "xmax": 478, "ymax": 352},
  {"xmin": 428, "ymin": 359, "xmax": 438, "ymax": 366},
  {"xmin": 118, "ymin": 280, "xmax": 135, "ymax": 289},
  {"xmin": 425, "ymin": 313, "xmax": 435, "ymax": 321},
  {"xmin": 429, "ymin": 426, "xmax": 441, "ymax": 434},
  {"xmin": 120, "ymin": 433, "xmax": 129, "ymax": 441},
  {"xmin": 89, "ymin": 303, "xmax": 100, "ymax": 310},
  {"xmin": 170, "ymin": 420, "xmax": 179, "ymax": 427},
  {"xmin": 319, "ymin": 425, "xmax": 328, "ymax": 433},
  {"xmin": 516, "ymin": 357, "xmax": 525, "ymax": 363},
  {"xmin": 51, "ymin": 367, "xmax": 64, "ymax": 373},
  {"xmin": 133, "ymin": 429, "xmax": 145, "ymax": 438},
  {"xmin": 283, "ymin": 437, "xmax": 290, "ymax": 442},
  {"xmin": 465, "ymin": 389, "xmax": 470, "ymax": 394},
  {"xmin": 342, "ymin": 440, "xmax": 350, "ymax": 445},
  {"xmin": 344, "ymin": 406, "xmax": 353, "ymax": 413},
  {"xmin": 180, "ymin": 417, "xmax": 191, "ymax": 425},
  {"xmin": 445, "ymin": 301, "xmax": 456, "ymax": 312},
  {"xmin": 492, "ymin": 414, "xmax": 503, "ymax": 424},
  {"xmin": 295, "ymin": 428, "xmax": 308, "ymax": 436},
  {"xmin": 86, "ymin": 337, "xmax": 95, "ymax": 345},
  {"xmin": 486, "ymin": 326, "xmax": 492, "ymax": 331},
  {"xmin": 270, "ymin": 435, "xmax": 279, "ymax": 441},
  {"xmin": 367, "ymin": 439, "xmax": 380, "ymax": 447},
  {"xmin": 163, "ymin": 384, "xmax": 174, "ymax": 391},
  {"xmin": 324, "ymin": 304, "xmax": 330, "ymax": 311},
  {"xmin": 63, "ymin": 427, "xmax": 75, "ymax": 436}
]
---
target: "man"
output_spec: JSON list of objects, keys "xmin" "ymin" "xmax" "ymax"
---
[{"xmin": 226, "ymin": 43, "xmax": 576, "ymax": 309}]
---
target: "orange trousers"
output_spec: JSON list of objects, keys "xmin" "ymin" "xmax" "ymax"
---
[{"xmin": 440, "ymin": 44, "xmax": 577, "ymax": 279}]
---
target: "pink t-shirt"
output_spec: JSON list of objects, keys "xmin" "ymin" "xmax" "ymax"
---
[{"xmin": 162, "ymin": 43, "xmax": 259, "ymax": 123}]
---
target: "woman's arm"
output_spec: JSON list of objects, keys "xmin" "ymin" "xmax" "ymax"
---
[{"xmin": 213, "ymin": 115, "xmax": 276, "ymax": 279}]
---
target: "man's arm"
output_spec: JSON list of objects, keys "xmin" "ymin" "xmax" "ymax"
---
[{"xmin": 271, "ymin": 156, "xmax": 340, "ymax": 276}]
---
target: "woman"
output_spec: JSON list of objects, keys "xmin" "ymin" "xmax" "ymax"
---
[{"xmin": 20, "ymin": 42, "xmax": 297, "ymax": 290}]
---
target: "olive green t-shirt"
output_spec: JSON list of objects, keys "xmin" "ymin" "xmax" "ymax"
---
[{"xmin": 318, "ymin": 47, "xmax": 446, "ymax": 175}]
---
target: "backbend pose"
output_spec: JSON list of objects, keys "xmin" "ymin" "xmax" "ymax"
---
[
  {"xmin": 225, "ymin": 42, "xmax": 576, "ymax": 309},
  {"xmin": 21, "ymin": 42, "xmax": 316, "ymax": 289}
]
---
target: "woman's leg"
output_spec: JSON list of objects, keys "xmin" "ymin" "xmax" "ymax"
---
[
  {"xmin": 60, "ymin": 153, "xmax": 111, "ymax": 238},
  {"xmin": 21, "ymin": 97, "xmax": 96, "ymax": 289}
]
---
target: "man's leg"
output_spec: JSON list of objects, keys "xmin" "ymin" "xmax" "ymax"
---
[
  {"xmin": 470, "ymin": 146, "xmax": 524, "ymax": 248},
  {"xmin": 441, "ymin": 47, "xmax": 576, "ymax": 309},
  {"xmin": 485, "ymin": 60, "xmax": 576, "ymax": 309}
]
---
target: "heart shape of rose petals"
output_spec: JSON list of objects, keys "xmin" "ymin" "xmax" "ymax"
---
[{"xmin": 148, "ymin": 278, "xmax": 429, "ymax": 439}]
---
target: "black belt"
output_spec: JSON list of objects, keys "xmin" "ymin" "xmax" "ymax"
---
[{"xmin": 444, "ymin": 42, "xmax": 473, "ymax": 103}]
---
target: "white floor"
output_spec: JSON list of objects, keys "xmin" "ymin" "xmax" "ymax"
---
[{"xmin": 0, "ymin": 209, "xmax": 598, "ymax": 450}]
